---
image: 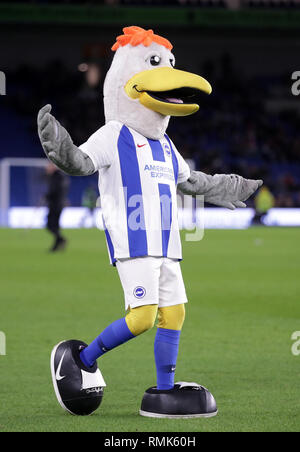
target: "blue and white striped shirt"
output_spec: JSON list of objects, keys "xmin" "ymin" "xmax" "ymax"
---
[{"xmin": 80, "ymin": 121, "xmax": 190, "ymax": 264}]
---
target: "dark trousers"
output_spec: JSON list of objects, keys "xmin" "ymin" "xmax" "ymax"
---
[
  {"xmin": 47, "ymin": 206, "xmax": 63, "ymax": 239},
  {"xmin": 252, "ymin": 211, "xmax": 266, "ymax": 225}
]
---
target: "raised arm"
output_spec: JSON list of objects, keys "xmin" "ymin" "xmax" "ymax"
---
[
  {"xmin": 37, "ymin": 104, "xmax": 95, "ymax": 176},
  {"xmin": 178, "ymin": 170, "xmax": 263, "ymax": 210}
]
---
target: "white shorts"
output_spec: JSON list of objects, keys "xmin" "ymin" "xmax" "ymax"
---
[{"xmin": 116, "ymin": 256, "xmax": 188, "ymax": 310}]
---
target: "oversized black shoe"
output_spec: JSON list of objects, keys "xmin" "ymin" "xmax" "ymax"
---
[
  {"xmin": 50, "ymin": 340, "xmax": 106, "ymax": 416},
  {"xmin": 140, "ymin": 382, "xmax": 218, "ymax": 419}
]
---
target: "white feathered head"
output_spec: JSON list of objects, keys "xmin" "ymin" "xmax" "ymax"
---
[{"xmin": 104, "ymin": 26, "xmax": 212, "ymax": 140}]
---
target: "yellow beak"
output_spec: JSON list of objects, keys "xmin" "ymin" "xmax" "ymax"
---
[{"xmin": 124, "ymin": 66, "xmax": 212, "ymax": 117}]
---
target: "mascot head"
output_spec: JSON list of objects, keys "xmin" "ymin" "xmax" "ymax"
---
[{"xmin": 104, "ymin": 26, "xmax": 212, "ymax": 140}]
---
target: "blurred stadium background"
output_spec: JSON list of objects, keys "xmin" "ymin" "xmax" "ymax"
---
[{"xmin": 1, "ymin": 0, "xmax": 300, "ymax": 228}]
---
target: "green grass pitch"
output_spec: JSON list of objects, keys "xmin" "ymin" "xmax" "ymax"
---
[{"xmin": 0, "ymin": 227, "xmax": 299, "ymax": 432}]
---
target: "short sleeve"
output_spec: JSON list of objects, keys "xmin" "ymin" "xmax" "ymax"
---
[
  {"xmin": 79, "ymin": 123, "xmax": 117, "ymax": 171},
  {"xmin": 170, "ymin": 140, "xmax": 191, "ymax": 184}
]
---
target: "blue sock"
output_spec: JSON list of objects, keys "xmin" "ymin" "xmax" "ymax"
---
[
  {"xmin": 154, "ymin": 328, "xmax": 181, "ymax": 390},
  {"xmin": 80, "ymin": 317, "xmax": 135, "ymax": 368}
]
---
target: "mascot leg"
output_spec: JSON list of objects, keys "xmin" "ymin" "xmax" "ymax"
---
[
  {"xmin": 140, "ymin": 304, "xmax": 218, "ymax": 419},
  {"xmin": 50, "ymin": 305, "xmax": 157, "ymax": 416},
  {"xmin": 154, "ymin": 304, "xmax": 185, "ymax": 390},
  {"xmin": 80, "ymin": 304, "xmax": 157, "ymax": 367}
]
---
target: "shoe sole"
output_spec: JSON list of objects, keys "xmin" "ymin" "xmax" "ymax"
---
[
  {"xmin": 50, "ymin": 341, "xmax": 75, "ymax": 416},
  {"xmin": 139, "ymin": 409, "xmax": 218, "ymax": 419}
]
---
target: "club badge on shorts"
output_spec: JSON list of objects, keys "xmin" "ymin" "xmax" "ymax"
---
[{"xmin": 133, "ymin": 286, "xmax": 146, "ymax": 299}]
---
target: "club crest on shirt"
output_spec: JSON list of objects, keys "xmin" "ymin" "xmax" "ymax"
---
[{"xmin": 163, "ymin": 142, "xmax": 171, "ymax": 157}]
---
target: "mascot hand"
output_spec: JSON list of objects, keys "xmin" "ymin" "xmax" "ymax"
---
[
  {"xmin": 178, "ymin": 171, "xmax": 263, "ymax": 210},
  {"xmin": 37, "ymin": 104, "xmax": 95, "ymax": 176}
]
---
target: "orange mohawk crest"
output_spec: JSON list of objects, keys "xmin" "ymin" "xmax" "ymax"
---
[{"xmin": 111, "ymin": 26, "xmax": 173, "ymax": 52}]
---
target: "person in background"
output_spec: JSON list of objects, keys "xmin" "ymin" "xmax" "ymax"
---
[
  {"xmin": 45, "ymin": 162, "xmax": 69, "ymax": 251},
  {"xmin": 80, "ymin": 185, "xmax": 98, "ymax": 228},
  {"xmin": 252, "ymin": 186, "xmax": 275, "ymax": 225}
]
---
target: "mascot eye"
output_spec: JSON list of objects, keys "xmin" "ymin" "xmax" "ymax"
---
[
  {"xmin": 170, "ymin": 58, "xmax": 175, "ymax": 67},
  {"xmin": 150, "ymin": 55, "xmax": 161, "ymax": 66}
]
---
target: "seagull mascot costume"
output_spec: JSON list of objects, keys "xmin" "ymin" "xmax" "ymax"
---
[{"xmin": 38, "ymin": 26, "xmax": 262, "ymax": 418}]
